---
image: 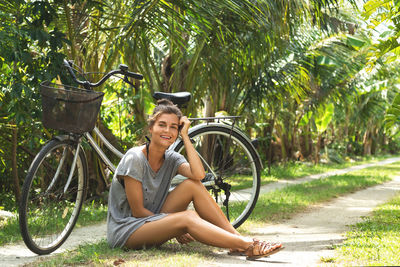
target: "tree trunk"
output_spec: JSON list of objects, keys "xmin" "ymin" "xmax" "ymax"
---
[
  {"xmin": 267, "ymin": 118, "xmax": 275, "ymax": 175},
  {"xmin": 363, "ymin": 129, "xmax": 372, "ymax": 155},
  {"xmin": 308, "ymin": 124, "xmax": 313, "ymax": 158},
  {"xmin": 161, "ymin": 54, "xmax": 174, "ymax": 92},
  {"xmin": 280, "ymin": 134, "xmax": 287, "ymax": 162},
  {"xmin": 11, "ymin": 126, "xmax": 21, "ymax": 202},
  {"xmin": 205, "ymin": 95, "xmax": 215, "ymax": 117},
  {"xmin": 371, "ymin": 128, "xmax": 377, "ymax": 155},
  {"xmin": 314, "ymin": 134, "xmax": 322, "ymax": 164},
  {"xmin": 300, "ymin": 124, "xmax": 311, "ymax": 158},
  {"xmin": 344, "ymin": 114, "xmax": 350, "ymax": 154},
  {"xmin": 274, "ymin": 123, "xmax": 287, "ymax": 162}
]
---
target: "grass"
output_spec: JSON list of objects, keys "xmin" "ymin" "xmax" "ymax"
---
[
  {"xmin": 237, "ymin": 162, "xmax": 400, "ymax": 232},
  {"xmin": 26, "ymin": 239, "xmax": 218, "ymax": 267},
  {"xmin": 223, "ymin": 155, "xmax": 392, "ymax": 194},
  {"xmin": 331, "ymin": 192, "xmax": 400, "ymax": 266},
  {"xmin": 0, "ymin": 200, "xmax": 107, "ymax": 246},
  {"xmin": 0, "ymin": 215, "xmax": 20, "ymax": 245},
  {"xmin": 261, "ymin": 154, "xmax": 393, "ymax": 184},
  {"xmin": 25, "ymin": 160, "xmax": 400, "ymax": 266}
]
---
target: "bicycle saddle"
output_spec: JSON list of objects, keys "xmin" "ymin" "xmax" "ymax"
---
[{"xmin": 153, "ymin": 91, "xmax": 191, "ymax": 106}]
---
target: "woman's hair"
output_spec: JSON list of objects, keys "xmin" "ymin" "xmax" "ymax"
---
[{"xmin": 147, "ymin": 99, "xmax": 182, "ymax": 129}]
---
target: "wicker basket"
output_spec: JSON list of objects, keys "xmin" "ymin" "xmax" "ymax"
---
[{"xmin": 40, "ymin": 81, "xmax": 104, "ymax": 134}]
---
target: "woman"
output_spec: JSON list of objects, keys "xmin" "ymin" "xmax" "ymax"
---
[{"xmin": 107, "ymin": 99, "xmax": 283, "ymax": 260}]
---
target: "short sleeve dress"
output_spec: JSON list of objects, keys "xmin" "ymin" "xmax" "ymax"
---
[{"xmin": 107, "ymin": 146, "xmax": 187, "ymax": 248}]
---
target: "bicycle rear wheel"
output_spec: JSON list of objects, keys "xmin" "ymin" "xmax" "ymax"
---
[
  {"xmin": 173, "ymin": 124, "xmax": 261, "ymax": 228},
  {"xmin": 19, "ymin": 138, "xmax": 87, "ymax": 255}
]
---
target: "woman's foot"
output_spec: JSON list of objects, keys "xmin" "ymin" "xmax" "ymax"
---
[
  {"xmin": 228, "ymin": 248, "xmax": 246, "ymax": 256},
  {"xmin": 245, "ymin": 240, "xmax": 284, "ymax": 260}
]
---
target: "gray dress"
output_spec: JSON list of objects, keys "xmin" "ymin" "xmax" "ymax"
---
[{"xmin": 107, "ymin": 146, "xmax": 187, "ymax": 248}]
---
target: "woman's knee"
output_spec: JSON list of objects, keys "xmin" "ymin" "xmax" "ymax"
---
[
  {"xmin": 179, "ymin": 178, "xmax": 203, "ymax": 191},
  {"xmin": 185, "ymin": 209, "xmax": 199, "ymax": 218},
  {"xmin": 176, "ymin": 210, "xmax": 200, "ymax": 229},
  {"xmin": 181, "ymin": 210, "xmax": 200, "ymax": 221}
]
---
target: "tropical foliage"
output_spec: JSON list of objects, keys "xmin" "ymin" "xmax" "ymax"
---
[
  {"xmin": 370, "ymin": 0, "xmax": 400, "ymax": 134},
  {"xmin": 1, "ymin": 0, "xmax": 400, "ymax": 209}
]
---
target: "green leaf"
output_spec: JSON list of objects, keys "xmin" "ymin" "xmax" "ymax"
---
[
  {"xmin": 315, "ymin": 103, "xmax": 334, "ymax": 133},
  {"xmin": 346, "ymin": 36, "xmax": 366, "ymax": 49}
]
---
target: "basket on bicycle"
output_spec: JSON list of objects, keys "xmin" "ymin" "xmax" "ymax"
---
[{"xmin": 40, "ymin": 81, "xmax": 104, "ymax": 134}]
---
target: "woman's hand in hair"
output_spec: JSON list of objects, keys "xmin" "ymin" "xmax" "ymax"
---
[{"xmin": 179, "ymin": 116, "xmax": 191, "ymax": 137}]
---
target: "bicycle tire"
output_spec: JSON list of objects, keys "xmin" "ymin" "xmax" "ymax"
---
[
  {"xmin": 173, "ymin": 124, "xmax": 261, "ymax": 228},
  {"xmin": 19, "ymin": 138, "xmax": 88, "ymax": 255}
]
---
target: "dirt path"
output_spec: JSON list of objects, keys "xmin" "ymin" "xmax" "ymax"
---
[
  {"xmin": 205, "ymin": 168, "xmax": 400, "ymax": 266},
  {"xmin": 1, "ymin": 157, "xmax": 400, "ymax": 266}
]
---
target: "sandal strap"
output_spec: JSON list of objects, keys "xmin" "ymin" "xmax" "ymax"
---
[{"xmin": 245, "ymin": 240, "xmax": 282, "ymax": 257}]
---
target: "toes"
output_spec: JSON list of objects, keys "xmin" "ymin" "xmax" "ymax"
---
[
  {"xmin": 248, "ymin": 240, "xmax": 284, "ymax": 258},
  {"xmin": 260, "ymin": 241, "xmax": 279, "ymax": 254}
]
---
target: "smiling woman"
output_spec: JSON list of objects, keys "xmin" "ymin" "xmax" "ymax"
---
[{"xmin": 106, "ymin": 99, "xmax": 283, "ymax": 260}]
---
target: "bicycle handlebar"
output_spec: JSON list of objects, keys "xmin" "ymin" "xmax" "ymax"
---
[{"xmin": 63, "ymin": 59, "xmax": 143, "ymax": 88}]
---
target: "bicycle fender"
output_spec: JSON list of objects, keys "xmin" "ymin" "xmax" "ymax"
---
[{"xmin": 53, "ymin": 135, "xmax": 79, "ymax": 142}]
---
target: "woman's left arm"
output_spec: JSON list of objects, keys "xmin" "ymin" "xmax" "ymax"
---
[{"xmin": 177, "ymin": 116, "xmax": 206, "ymax": 180}]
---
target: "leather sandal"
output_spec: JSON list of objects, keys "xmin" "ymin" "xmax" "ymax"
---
[
  {"xmin": 228, "ymin": 249, "xmax": 246, "ymax": 256},
  {"xmin": 245, "ymin": 240, "xmax": 284, "ymax": 260},
  {"xmin": 228, "ymin": 238, "xmax": 262, "ymax": 256}
]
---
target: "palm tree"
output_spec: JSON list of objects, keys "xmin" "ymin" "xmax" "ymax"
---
[
  {"xmin": 1, "ymin": 0, "xmax": 366, "ymax": 199},
  {"xmin": 120, "ymin": 0, "xmax": 358, "ymax": 117},
  {"xmin": 363, "ymin": 0, "xmax": 400, "ymax": 134}
]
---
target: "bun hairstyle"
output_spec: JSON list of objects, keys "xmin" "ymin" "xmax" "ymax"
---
[{"xmin": 147, "ymin": 99, "xmax": 183, "ymax": 129}]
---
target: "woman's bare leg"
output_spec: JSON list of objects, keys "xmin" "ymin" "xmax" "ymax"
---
[
  {"xmin": 161, "ymin": 179, "xmax": 238, "ymax": 235},
  {"xmin": 125, "ymin": 210, "xmax": 251, "ymax": 249}
]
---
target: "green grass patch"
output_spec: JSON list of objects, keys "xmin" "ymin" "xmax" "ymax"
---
[
  {"xmin": 0, "ymin": 216, "xmax": 19, "ymax": 245},
  {"xmin": 0, "ymin": 200, "xmax": 107, "ymax": 246},
  {"xmin": 227, "ymin": 155, "xmax": 394, "ymax": 198},
  {"xmin": 239, "ymin": 163, "xmax": 400, "ymax": 232},
  {"xmin": 224, "ymin": 174, "xmax": 254, "ymax": 191},
  {"xmin": 76, "ymin": 200, "xmax": 108, "ymax": 227},
  {"xmin": 333, "ymin": 193, "xmax": 400, "ymax": 266},
  {"xmin": 261, "ymin": 154, "xmax": 393, "ymax": 185},
  {"xmin": 27, "ymin": 239, "xmax": 218, "ymax": 267}
]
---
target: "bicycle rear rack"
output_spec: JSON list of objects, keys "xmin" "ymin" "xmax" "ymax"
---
[{"xmin": 189, "ymin": 116, "xmax": 240, "ymax": 124}]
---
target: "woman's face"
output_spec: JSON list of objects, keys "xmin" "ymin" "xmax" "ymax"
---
[{"xmin": 149, "ymin": 113, "xmax": 180, "ymax": 148}]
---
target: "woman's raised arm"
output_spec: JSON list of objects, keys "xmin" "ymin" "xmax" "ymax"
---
[{"xmin": 177, "ymin": 116, "xmax": 206, "ymax": 180}]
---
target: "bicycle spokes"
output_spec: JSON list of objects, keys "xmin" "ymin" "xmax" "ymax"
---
[
  {"xmin": 64, "ymin": 143, "xmax": 81, "ymax": 193},
  {"xmin": 46, "ymin": 146, "xmax": 68, "ymax": 192}
]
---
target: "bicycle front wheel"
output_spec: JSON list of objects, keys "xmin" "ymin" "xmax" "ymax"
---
[
  {"xmin": 174, "ymin": 124, "xmax": 261, "ymax": 228},
  {"xmin": 19, "ymin": 138, "xmax": 87, "ymax": 255}
]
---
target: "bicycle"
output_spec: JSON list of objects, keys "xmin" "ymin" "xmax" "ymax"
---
[{"xmin": 18, "ymin": 60, "xmax": 262, "ymax": 255}]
